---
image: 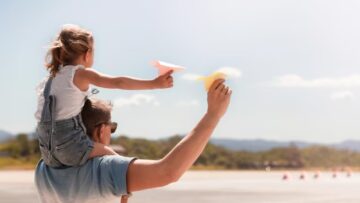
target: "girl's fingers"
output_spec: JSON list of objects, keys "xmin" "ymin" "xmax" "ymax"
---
[{"xmin": 164, "ymin": 70, "xmax": 174, "ymax": 77}]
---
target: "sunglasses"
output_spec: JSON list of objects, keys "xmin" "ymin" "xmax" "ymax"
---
[{"xmin": 96, "ymin": 121, "xmax": 118, "ymax": 133}]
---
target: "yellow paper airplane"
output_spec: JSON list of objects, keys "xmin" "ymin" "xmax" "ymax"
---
[{"xmin": 197, "ymin": 71, "xmax": 227, "ymax": 91}]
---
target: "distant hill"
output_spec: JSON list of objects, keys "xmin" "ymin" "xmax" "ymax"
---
[
  {"xmin": 0, "ymin": 130, "xmax": 13, "ymax": 143},
  {"xmin": 2, "ymin": 130, "xmax": 360, "ymax": 153},
  {"xmin": 210, "ymin": 138, "xmax": 360, "ymax": 152},
  {"xmin": 0, "ymin": 130, "xmax": 36, "ymax": 143},
  {"xmin": 333, "ymin": 140, "xmax": 360, "ymax": 152}
]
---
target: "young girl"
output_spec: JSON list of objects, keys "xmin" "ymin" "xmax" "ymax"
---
[{"xmin": 35, "ymin": 24, "xmax": 174, "ymax": 168}]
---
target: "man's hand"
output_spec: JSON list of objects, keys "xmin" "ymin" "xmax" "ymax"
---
[
  {"xmin": 207, "ymin": 79, "xmax": 232, "ymax": 118},
  {"xmin": 152, "ymin": 70, "xmax": 174, "ymax": 89}
]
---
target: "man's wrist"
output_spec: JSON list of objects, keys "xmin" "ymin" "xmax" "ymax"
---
[{"xmin": 204, "ymin": 111, "xmax": 222, "ymax": 121}]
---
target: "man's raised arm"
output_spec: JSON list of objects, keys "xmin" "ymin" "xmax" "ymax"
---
[{"xmin": 126, "ymin": 79, "xmax": 232, "ymax": 192}]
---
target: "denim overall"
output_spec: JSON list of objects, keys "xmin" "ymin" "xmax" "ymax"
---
[{"xmin": 36, "ymin": 77, "xmax": 94, "ymax": 168}]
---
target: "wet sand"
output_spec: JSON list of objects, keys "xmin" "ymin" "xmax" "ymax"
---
[{"xmin": 0, "ymin": 170, "xmax": 359, "ymax": 203}]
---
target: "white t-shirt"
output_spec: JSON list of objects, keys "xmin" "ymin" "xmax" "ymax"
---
[{"xmin": 35, "ymin": 65, "xmax": 89, "ymax": 121}]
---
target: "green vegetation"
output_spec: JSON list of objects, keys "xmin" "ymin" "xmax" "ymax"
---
[
  {"xmin": 0, "ymin": 133, "xmax": 40, "ymax": 169},
  {"xmin": 113, "ymin": 135, "xmax": 360, "ymax": 170},
  {"xmin": 1, "ymin": 134, "xmax": 360, "ymax": 170}
]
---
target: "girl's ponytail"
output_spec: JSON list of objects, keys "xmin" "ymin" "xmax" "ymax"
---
[
  {"xmin": 46, "ymin": 40, "xmax": 63, "ymax": 77},
  {"xmin": 45, "ymin": 24, "xmax": 93, "ymax": 77}
]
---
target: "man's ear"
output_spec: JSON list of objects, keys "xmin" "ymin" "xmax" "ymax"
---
[
  {"xmin": 92, "ymin": 125, "xmax": 105, "ymax": 143},
  {"xmin": 98, "ymin": 124, "xmax": 106, "ymax": 141}
]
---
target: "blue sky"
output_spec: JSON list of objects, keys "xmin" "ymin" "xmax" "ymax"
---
[{"xmin": 1, "ymin": 0, "xmax": 359, "ymax": 143}]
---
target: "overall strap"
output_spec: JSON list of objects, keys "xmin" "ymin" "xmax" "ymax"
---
[
  {"xmin": 39, "ymin": 77, "xmax": 57, "ymax": 152},
  {"xmin": 40, "ymin": 77, "xmax": 54, "ymax": 123},
  {"xmin": 49, "ymin": 94, "xmax": 56, "ymax": 152}
]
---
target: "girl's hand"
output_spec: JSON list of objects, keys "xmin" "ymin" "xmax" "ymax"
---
[{"xmin": 153, "ymin": 70, "xmax": 174, "ymax": 89}]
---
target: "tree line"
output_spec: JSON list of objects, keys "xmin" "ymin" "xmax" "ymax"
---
[
  {"xmin": 1, "ymin": 134, "xmax": 360, "ymax": 170},
  {"xmin": 114, "ymin": 135, "xmax": 360, "ymax": 170}
]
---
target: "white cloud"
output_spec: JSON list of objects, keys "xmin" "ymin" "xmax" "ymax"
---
[
  {"xmin": 272, "ymin": 74, "xmax": 360, "ymax": 88},
  {"xmin": 113, "ymin": 94, "xmax": 160, "ymax": 108},
  {"xmin": 217, "ymin": 67, "xmax": 242, "ymax": 78},
  {"xmin": 182, "ymin": 67, "xmax": 242, "ymax": 81},
  {"xmin": 175, "ymin": 100, "xmax": 200, "ymax": 107},
  {"xmin": 182, "ymin": 73, "xmax": 203, "ymax": 81},
  {"xmin": 331, "ymin": 91, "xmax": 355, "ymax": 100}
]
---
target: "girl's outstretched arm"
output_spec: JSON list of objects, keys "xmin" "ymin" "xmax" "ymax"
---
[{"xmin": 74, "ymin": 68, "xmax": 173, "ymax": 91}]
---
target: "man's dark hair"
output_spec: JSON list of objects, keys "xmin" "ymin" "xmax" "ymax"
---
[{"xmin": 81, "ymin": 98, "xmax": 113, "ymax": 139}]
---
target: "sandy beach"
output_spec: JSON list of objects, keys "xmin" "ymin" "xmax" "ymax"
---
[{"xmin": 0, "ymin": 170, "xmax": 359, "ymax": 203}]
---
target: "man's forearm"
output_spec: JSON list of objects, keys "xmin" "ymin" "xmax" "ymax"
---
[
  {"xmin": 161, "ymin": 112, "xmax": 221, "ymax": 179},
  {"xmin": 126, "ymin": 79, "xmax": 230, "ymax": 192},
  {"xmin": 125, "ymin": 113, "xmax": 222, "ymax": 192}
]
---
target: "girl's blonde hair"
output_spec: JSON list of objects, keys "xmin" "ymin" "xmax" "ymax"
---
[{"xmin": 45, "ymin": 24, "xmax": 93, "ymax": 77}]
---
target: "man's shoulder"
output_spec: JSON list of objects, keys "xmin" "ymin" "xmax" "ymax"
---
[
  {"xmin": 35, "ymin": 155, "xmax": 137, "ymax": 202},
  {"xmin": 96, "ymin": 155, "xmax": 136, "ymax": 166},
  {"xmin": 36, "ymin": 155, "xmax": 136, "ymax": 172}
]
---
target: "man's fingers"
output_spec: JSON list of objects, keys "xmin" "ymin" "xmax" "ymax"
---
[
  {"xmin": 219, "ymin": 84, "xmax": 226, "ymax": 93},
  {"xmin": 227, "ymin": 89, "xmax": 232, "ymax": 96},
  {"xmin": 215, "ymin": 80, "xmax": 225, "ymax": 90},
  {"xmin": 223, "ymin": 86, "xmax": 229, "ymax": 95},
  {"xmin": 209, "ymin": 79, "xmax": 225, "ymax": 93}
]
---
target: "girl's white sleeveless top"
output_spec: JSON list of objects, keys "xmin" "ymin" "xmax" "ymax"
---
[{"xmin": 35, "ymin": 65, "xmax": 89, "ymax": 121}]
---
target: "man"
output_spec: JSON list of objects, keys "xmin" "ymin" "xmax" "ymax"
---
[{"xmin": 35, "ymin": 79, "xmax": 232, "ymax": 203}]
